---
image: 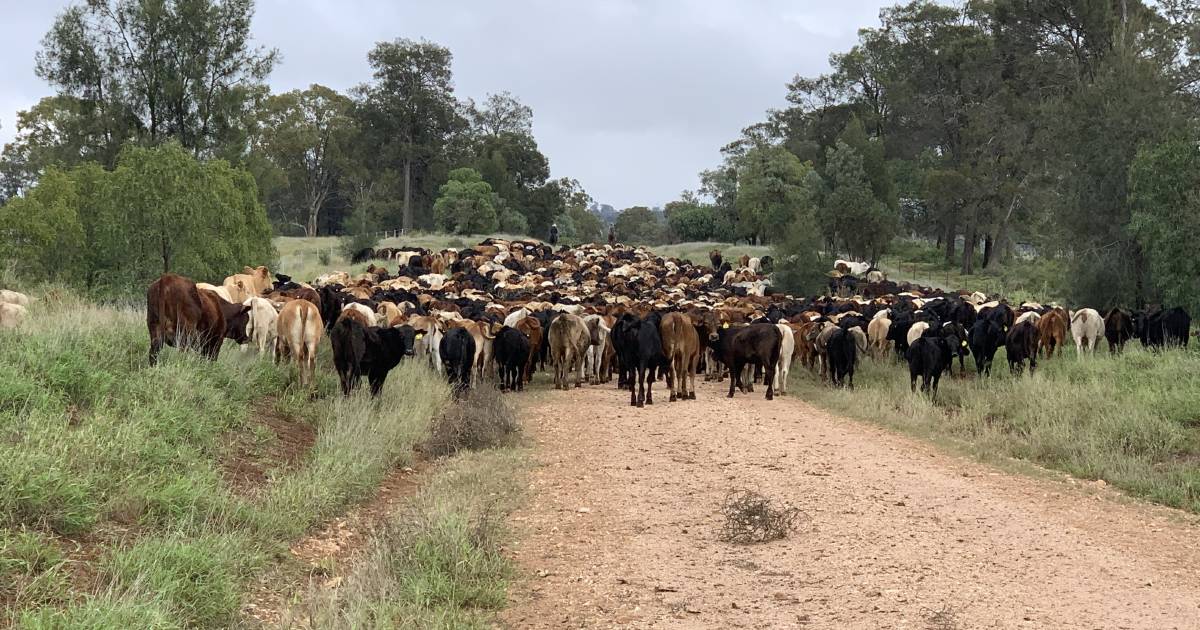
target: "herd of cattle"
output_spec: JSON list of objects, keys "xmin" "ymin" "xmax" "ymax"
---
[{"xmin": 123, "ymin": 238, "xmax": 1196, "ymax": 403}]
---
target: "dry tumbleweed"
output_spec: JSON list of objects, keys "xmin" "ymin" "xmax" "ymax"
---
[{"xmin": 718, "ymin": 489, "xmax": 803, "ymax": 544}]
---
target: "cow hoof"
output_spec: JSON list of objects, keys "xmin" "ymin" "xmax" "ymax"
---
[
  {"xmin": 687, "ymin": 392, "xmax": 696, "ymax": 400},
  {"xmin": 726, "ymin": 393, "xmax": 734, "ymax": 398},
  {"xmin": 766, "ymin": 393, "xmax": 774, "ymax": 401},
  {"xmin": 637, "ymin": 401, "xmax": 644, "ymax": 408},
  {"xmin": 646, "ymin": 398, "xmax": 653, "ymax": 405},
  {"xmin": 669, "ymin": 394, "xmax": 677, "ymax": 402}
]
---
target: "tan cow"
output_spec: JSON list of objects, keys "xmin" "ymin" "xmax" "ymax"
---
[
  {"xmin": 0, "ymin": 303, "xmax": 27, "ymax": 329},
  {"xmin": 0, "ymin": 289, "xmax": 30, "ymax": 307},
  {"xmin": 548, "ymin": 313, "xmax": 590, "ymax": 390},
  {"xmin": 276, "ymin": 299, "xmax": 322, "ymax": 386},
  {"xmin": 659, "ymin": 312, "xmax": 699, "ymax": 401},
  {"xmin": 867, "ymin": 316, "xmax": 891, "ymax": 359},
  {"xmin": 223, "ymin": 266, "xmax": 270, "ymax": 302},
  {"xmin": 773, "ymin": 323, "xmax": 795, "ymax": 395}
]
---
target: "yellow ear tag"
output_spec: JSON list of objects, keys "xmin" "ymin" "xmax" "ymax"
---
[
  {"xmin": 415, "ymin": 333, "xmax": 424, "ymax": 340},
  {"xmin": 961, "ymin": 340, "xmax": 967, "ymax": 347},
  {"xmin": 722, "ymin": 322, "xmax": 729, "ymax": 329},
  {"xmin": 1003, "ymin": 326, "xmax": 1008, "ymax": 332}
]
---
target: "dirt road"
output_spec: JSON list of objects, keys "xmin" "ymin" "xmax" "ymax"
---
[{"xmin": 502, "ymin": 380, "xmax": 1200, "ymax": 629}]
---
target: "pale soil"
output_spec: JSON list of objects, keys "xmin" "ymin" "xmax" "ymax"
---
[{"xmin": 501, "ymin": 380, "xmax": 1200, "ymax": 629}]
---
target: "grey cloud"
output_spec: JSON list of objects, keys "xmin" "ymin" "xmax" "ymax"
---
[{"xmin": 1, "ymin": 0, "xmax": 893, "ymax": 209}]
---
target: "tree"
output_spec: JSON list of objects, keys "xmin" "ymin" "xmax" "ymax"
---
[
  {"xmin": 1128, "ymin": 137, "xmax": 1200, "ymax": 314},
  {"xmin": 667, "ymin": 204, "xmax": 717, "ymax": 242},
  {"xmin": 34, "ymin": 0, "xmax": 276, "ymax": 156},
  {"xmin": 614, "ymin": 206, "xmax": 666, "ymax": 245},
  {"xmin": 821, "ymin": 140, "xmax": 895, "ymax": 262},
  {"xmin": 356, "ymin": 39, "xmax": 464, "ymax": 230},
  {"xmin": 0, "ymin": 142, "xmax": 273, "ymax": 296},
  {"xmin": 736, "ymin": 145, "xmax": 814, "ymax": 245},
  {"xmin": 467, "ymin": 92, "xmax": 533, "ymax": 137},
  {"xmin": 252, "ymin": 85, "xmax": 355, "ymax": 237},
  {"xmin": 433, "ymin": 168, "xmax": 498, "ymax": 235}
]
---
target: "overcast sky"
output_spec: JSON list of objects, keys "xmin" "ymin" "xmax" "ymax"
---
[{"xmin": 0, "ymin": 0, "xmax": 893, "ymax": 209}]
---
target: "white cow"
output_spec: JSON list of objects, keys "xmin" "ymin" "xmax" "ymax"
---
[
  {"xmin": 773, "ymin": 323, "xmax": 796, "ymax": 395},
  {"xmin": 0, "ymin": 289, "xmax": 30, "ymax": 307},
  {"xmin": 0, "ymin": 303, "xmax": 27, "ymax": 329},
  {"xmin": 1070, "ymin": 308, "xmax": 1104, "ymax": 357},
  {"xmin": 582, "ymin": 314, "xmax": 611, "ymax": 385},
  {"xmin": 242, "ymin": 297, "xmax": 278, "ymax": 356}
]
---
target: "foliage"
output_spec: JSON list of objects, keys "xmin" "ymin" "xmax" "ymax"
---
[
  {"xmin": 0, "ymin": 143, "xmax": 274, "ymax": 296},
  {"xmin": 30, "ymin": 0, "xmax": 276, "ymax": 163},
  {"xmin": 498, "ymin": 208, "xmax": 529, "ymax": 236},
  {"xmin": 433, "ymin": 168, "xmax": 499, "ymax": 235},
  {"xmin": 421, "ymin": 384, "xmax": 522, "ymax": 457},
  {"xmin": 250, "ymin": 84, "xmax": 356, "ymax": 237},
  {"xmin": 1128, "ymin": 138, "xmax": 1200, "ymax": 314},
  {"xmin": 614, "ymin": 206, "xmax": 666, "ymax": 245},
  {"xmin": 719, "ymin": 489, "xmax": 803, "ymax": 544},
  {"xmin": 338, "ymin": 205, "xmax": 381, "ymax": 260},
  {"xmin": 667, "ymin": 204, "xmax": 718, "ymax": 242},
  {"xmin": 820, "ymin": 140, "xmax": 896, "ymax": 262}
]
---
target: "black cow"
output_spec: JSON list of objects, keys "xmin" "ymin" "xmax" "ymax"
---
[
  {"xmin": 493, "ymin": 326, "xmax": 530, "ymax": 392},
  {"xmin": 439, "ymin": 327, "xmax": 477, "ymax": 394},
  {"xmin": 318, "ymin": 285, "xmax": 346, "ymax": 331},
  {"xmin": 350, "ymin": 248, "xmax": 376, "ymax": 264},
  {"xmin": 937, "ymin": 321, "xmax": 970, "ymax": 375},
  {"xmin": 907, "ymin": 335, "xmax": 951, "ymax": 395},
  {"xmin": 330, "ymin": 319, "xmax": 419, "ymax": 396},
  {"xmin": 709, "ymin": 250, "xmax": 723, "ymax": 270},
  {"xmin": 1104, "ymin": 308, "xmax": 1134, "ymax": 353},
  {"xmin": 826, "ymin": 327, "xmax": 858, "ymax": 388},
  {"xmin": 613, "ymin": 312, "xmax": 668, "ymax": 407},
  {"xmin": 968, "ymin": 318, "xmax": 1005, "ymax": 376},
  {"xmin": 708, "ymin": 323, "xmax": 781, "ymax": 400},
  {"xmin": 1005, "ymin": 320, "xmax": 1039, "ymax": 375},
  {"xmin": 1135, "ymin": 307, "xmax": 1191, "ymax": 349}
]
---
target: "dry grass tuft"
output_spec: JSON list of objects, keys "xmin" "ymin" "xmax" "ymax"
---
[
  {"xmin": 921, "ymin": 603, "xmax": 965, "ymax": 630},
  {"xmin": 718, "ymin": 489, "xmax": 803, "ymax": 544},
  {"xmin": 421, "ymin": 386, "xmax": 522, "ymax": 457}
]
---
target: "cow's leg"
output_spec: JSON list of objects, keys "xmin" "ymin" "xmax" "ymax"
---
[
  {"xmin": 687, "ymin": 353, "xmax": 698, "ymax": 400},
  {"xmin": 727, "ymin": 360, "xmax": 740, "ymax": 398},
  {"xmin": 764, "ymin": 365, "xmax": 775, "ymax": 400},
  {"xmin": 931, "ymin": 371, "xmax": 940, "ymax": 396},
  {"xmin": 636, "ymin": 366, "xmax": 645, "ymax": 408},
  {"xmin": 148, "ymin": 334, "xmax": 164, "ymax": 366},
  {"xmin": 645, "ymin": 366, "xmax": 655, "ymax": 405}
]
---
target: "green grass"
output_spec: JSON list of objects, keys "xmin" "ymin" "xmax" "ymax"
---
[
  {"xmin": 786, "ymin": 345, "xmax": 1200, "ymax": 512},
  {"xmin": 275, "ymin": 232, "xmax": 529, "ymax": 282},
  {"xmin": 879, "ymin": 239, "xmax": 1070, "ymax": 303},
  {"xmin": 0, "ymin": 289, "xmax": 451, "ymax": 627},
  {"xmin": 653, "ymin": 241, "xmax": 772, "ymax": 265},
  {"xmin": 294, "ymin": 449, "xmax": 527, "ymax": 628}
]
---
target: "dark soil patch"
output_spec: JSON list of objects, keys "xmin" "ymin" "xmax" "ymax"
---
[{"xmin": 219, "ymin": 397, "xmax": 316, "ymax": 496}]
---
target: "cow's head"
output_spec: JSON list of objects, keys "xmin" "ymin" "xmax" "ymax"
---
[{"xmin": 222, "ymin": 303, "xmax": 252, "ymax": 345}]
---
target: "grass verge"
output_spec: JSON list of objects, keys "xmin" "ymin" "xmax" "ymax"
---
[
  {"xmin": 786, "ymin": 345, "xmax": 1200, "ymax": 512},
  {"xmin": 0, "ymin": 290, "xmax": 449, "ymax": 627},
  {"xmin": 289, "ymin": 449, "xmax": 527, "ymax": 628},
  {"xmin": 879, "ymin": 239, "xmax": 1069, "ymax": 303}
]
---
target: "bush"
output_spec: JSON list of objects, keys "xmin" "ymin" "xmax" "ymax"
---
[
  {"xmin": 718, "ymin": 489, "xmax": 803, "ymax": 544},
  {"xmin": 317, "ymin": 249, "xmax": 331, "ymax": 266},
  {"xmin": 499, "ymin": 208, "xmax": 529, "ymax": 235},
  {"xmin": 421, "ymin": 386, "xmax": 521, "ymax": 457}
]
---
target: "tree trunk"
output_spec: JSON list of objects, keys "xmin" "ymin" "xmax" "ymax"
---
[
  {"xmin": 982, "ymin": 234, "xmax": 994, "ymax": 268},
  {"xmin": 943, "ymin": 223, "xmax": 956, "ymax": 264},
  {"xmin": 961, "ymin": 221, "xmax": 977, "ymax": 275},
  {"xmin": 402, "ymin": 157, "xmax": 413, "ymax": 231}
]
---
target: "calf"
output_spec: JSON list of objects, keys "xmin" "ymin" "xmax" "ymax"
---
[
  {"xmin": 907, "ymin": 335, "xmax": 951, "ymax": 395},
  {"xmin": 548, "ymin": 313, "xmax": 590, "ymax": 390},
  {"xmin": 583, "ymin": 314, "xmax": 612, "ymax": 386},
  {"xmin": 332, "ymin": 318, "xmax": 420, "ymax": 396},
  {"xmin": 439, "ymin": 327, "xmax": 476, "ymax": 394},
  {"xmin": 275, "ymin": 299, "xmax": 323, "ymax": 386},
  {"xmin": 1006, "ymin": 320, "xmax": 1039, "ymax": 375},
  {"xmin": 243, "ymin": 297, "xmax": 279, "ymax": 356},
  {"xmin": 1069, "ymin": 308, "xmax": 1104, "ymax": 357},
  {"xmin": 968, "ymin": 319, "xmax": 1004, "ymax": 377},
  {"xmin": 826, "ymin": 327, "xmax": 858, "ymax": 388},
  {"xmin": 772, "ymin": 323, "xmax": 795, "ymax": 395},
  {"xmin": 1104, "ymin": 308, "xmax": 1134, "ymax": 353},
  {"xmin": 493, "ymin": 326, "xmax": 530, "ymax": 392},
  {"xmin": 708, "ymin": 323, "xmax": 781, "ymax": 400},
  {"xmin": 614, "ymin": 312, "xmax": 668, "ymax": 407},
  {"xmin": 1037, "ymin": 309, "xmax": 1067, "ymax": 359},
  {"xmin": 660, "ymin": 311, "xmax": 700, "ymax": 401},
  {"xmin": 514, "ymin": 316, "xmax": 543, "ymax": 383}
]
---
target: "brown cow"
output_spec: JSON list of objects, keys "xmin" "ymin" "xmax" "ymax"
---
[
  {"xmin": 660, "ymin": 312, "xmax": 700, "ymax": 401},
  {"xmin": 147, "ymin": 274, "xmax": 250, "ymax": 365},
  {"xmin": 515, "ymin": 316, "xmax": 543, "ymax": 383},
  {"xmin": 548, "ymin": 313, "xmax": 590, "ymax": 390},
  {"xmin": 276, "ymin": 299, "xmax": 323, "ymax": 386},
  {"xmin": 1037, "ymin": 308, "xmax": 1068, "ymax": 359}
]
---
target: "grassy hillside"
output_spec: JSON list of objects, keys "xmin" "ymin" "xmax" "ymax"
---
[
  {"xmin": 0, "ymin": 290, "xmax": 482, "ymax": 627},
  {"xmin": 785, "ymin": 345, "xmax": 1200, "ymax": 512}
]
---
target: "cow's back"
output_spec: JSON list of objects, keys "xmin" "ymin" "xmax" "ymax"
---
[{"xmin": 147, "ymin": 274, "xmax": 205, "ymax": 340}]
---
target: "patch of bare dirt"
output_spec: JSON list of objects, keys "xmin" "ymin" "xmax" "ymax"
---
[
  {"xmin": 502, "ymin": 380, "xmax": 1200, "ymax": 629},
  {"xmin": 240, "ymin": 462, "xmax": 428, "ymax": 628},
  {"xmin": 219, "ymin": 397, "xmax": 315, "ymax": 496}
]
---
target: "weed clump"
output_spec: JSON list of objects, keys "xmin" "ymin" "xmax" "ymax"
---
[
  {"xmin": 718, "ymin": 489, "xmax": 803, "ymax": 544},
  {"xmin": 421, "ymin": 386, "xmax": 521, "ymax": 457}
]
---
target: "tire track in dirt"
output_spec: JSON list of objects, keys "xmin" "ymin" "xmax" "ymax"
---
[{"xmin": 502, "ymin": 380, "xmax": 1200, "ymax": 629}]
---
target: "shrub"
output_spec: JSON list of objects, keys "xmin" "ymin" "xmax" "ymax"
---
[
  {"xmin": 421, "ymin": 386, "xmax": 521, "ymax": 457},
  {"xmin": 718, "ymin": 489, "xmax": 802, "ymax": 544},
  {"xmin": 499, "ymin": 208, "xmax": 529, "ymax": 236}
]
